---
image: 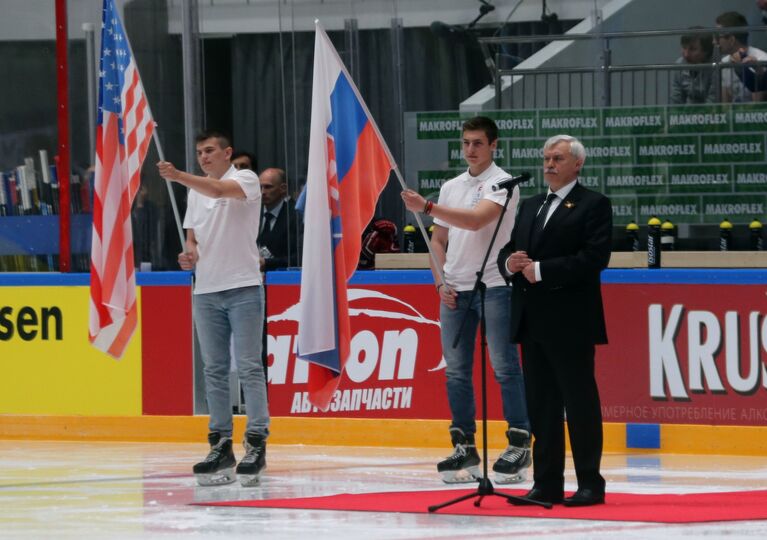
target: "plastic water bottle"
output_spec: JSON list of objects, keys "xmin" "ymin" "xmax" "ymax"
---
[
  {"xmin": 626, "ymin": 221, "xmax": 640, "ymax": 251},
  {"xmin": 749, "ymin": 218, "xmax": 763, "ymax": 251},
  {"xmin": 403, "ymin": 223, "xmax": 416, "ymax": 254},
  {"xmin": 719, "ymin": 219, "xmax": 733, "ymax": 251},
  {"xmin": 660, "ymin": 219, "xmax": 675, "ymax": 251},
  {"xmin": 647, "ymin": 216, "xmax": 661, "ymax": 268}
]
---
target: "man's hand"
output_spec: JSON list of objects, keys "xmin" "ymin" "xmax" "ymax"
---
[
  {"xmin": 157, "ymin": 161, "xmax": 181, "ymax": 181},
  {"xmin": 521, "ymin": 263, "xmax": 537, "ymax": 283},
  {"xmin": 401, "ymin": 189, "xmax": 427, "ymax": 213},
  {"xmin": 178, "ymin": 247, "xmax": 198, "ymax": 270},
  {"xmin": 507, "ymin": 250, "xmax": 532, "ymax": 274},
  {"xmin": 438, "ymin": 283, "xmax": 458, "ymax": 309},
  {"xmin": 730, "ymin": 48, "xmax": 751, "ymax": 64}
]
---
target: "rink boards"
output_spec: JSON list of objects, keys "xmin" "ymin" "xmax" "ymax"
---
[{"xmin": 1, "ymin": 269, "xmax": 766, "ymax": 455}]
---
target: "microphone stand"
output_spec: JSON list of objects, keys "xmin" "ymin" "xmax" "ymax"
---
[{"xmin": 428, "ymin": 181, "xmax": 551, "ymax": 512}]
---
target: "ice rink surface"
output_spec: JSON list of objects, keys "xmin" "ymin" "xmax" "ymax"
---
[{"xmin": 2, "ymin": 439, "xmax": 767, "ymax": 539}]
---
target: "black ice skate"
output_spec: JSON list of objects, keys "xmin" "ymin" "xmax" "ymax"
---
[
  {"xmin": 492, "ymin": 427, "xmax": 531, "ymax": 484},
  {"xmin": 236, "ymin": 432, "xmax": 267, "ymax": 487},
  {"xmin": 437, "ymin": 427, "xmax": 480, "ymax": 484},
  {"xmin": 193, "ymin": 432, "xmax": 236, "ymax": 486}
]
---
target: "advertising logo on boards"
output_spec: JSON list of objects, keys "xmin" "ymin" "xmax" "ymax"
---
[
  {"xmin": 599, "ymin": 284, "xmax": 767, "ymax": 426},
  {"xmin": 267, "ymin": 285, "xmax": 446, "ymax": 418},
  {"xmin": 265, "ymin": 283, "xmax": 506, "ymax": 420}
]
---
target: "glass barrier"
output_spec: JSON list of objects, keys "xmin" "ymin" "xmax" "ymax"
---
[{"xmin": 1, "ymin": 0, "xmax": 763, "ymax": 273}]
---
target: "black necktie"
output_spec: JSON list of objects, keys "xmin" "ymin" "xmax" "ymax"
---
[
  {"xmin": 530, "ymin": 193, "xmax": 558, "ymax": 246},
  {"xmin": 263, "ymin": 212, "xmax": 274, "ymax": 233}
]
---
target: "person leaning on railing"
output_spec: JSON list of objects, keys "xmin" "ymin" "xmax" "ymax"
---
[
  {"xmin": 715, "ymin": 11, "xmax": 767, "ymax": 102},
  {"xmin": 670, "ymin": 27, "xmax": 717, "ymax": 104}
]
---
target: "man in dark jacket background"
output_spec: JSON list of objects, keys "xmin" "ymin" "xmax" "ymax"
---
[{"xmin": 257, "ymin": 167, "xmax": 302, "ymax": 270}]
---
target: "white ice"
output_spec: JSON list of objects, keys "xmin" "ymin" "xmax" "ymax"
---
[{"xmin": 1, "ymin": 440, "xmax": 767, "ymax": 539}]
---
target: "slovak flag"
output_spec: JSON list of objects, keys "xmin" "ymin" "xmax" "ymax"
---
[{"xmin": 297, "ymin": 22, "xmax": 397, "ymax": 411}]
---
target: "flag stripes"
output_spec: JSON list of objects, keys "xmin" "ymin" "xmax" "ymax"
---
[{"xmin": 89, "ymin": 0, "xmax": 154, "ymax": 358}]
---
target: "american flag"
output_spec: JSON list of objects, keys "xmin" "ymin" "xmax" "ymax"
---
[{"xmin": 89, "ymin": 0, "xmax": 155, "ymax": 358}]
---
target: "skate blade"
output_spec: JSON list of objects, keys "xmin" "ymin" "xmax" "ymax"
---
[
  {"xmin": 440, "ymin": 466, "xmax": 480, "ymax": 484},
  {"xmin": 493, "ymin": 469, "xmax": 527, "ymax": 485},
  {"xmin": 238, "ymin": 473, "xmax": 262, "ymax": 487},
  {"xmin": 196, "ymin": 467, "xmax": 236, "ymax": 486}
]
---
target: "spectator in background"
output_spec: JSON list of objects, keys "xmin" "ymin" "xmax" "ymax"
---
[
  {"xmin": 232, "ymin": 150, "xmax": 257, "ymax": 172},
  {"xmin": 758, "ymin": 0, "xmax": 767, "ymax": 24},
  {"xmin": 716, "ymin": 11, "xmax": 767, "ymax": 102},
  {"xmin": 257, "ymin": 167, "xmax": 302, "ymax": 270},
  {"xmin": 670, "ymin": 28, "xmax": 717, "ymax": 104},
  {"xmin": 131, "ymin": 184, "xmax": 160, "ymax": 269}
]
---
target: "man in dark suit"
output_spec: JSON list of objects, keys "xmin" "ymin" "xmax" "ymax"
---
[
  {"xmin": 497, "ymin": 134, "xmax": 612, "ymax": 507},
  {"xmin": 257, "ymin": 168, "xmax": 302, "ymax": 270}
]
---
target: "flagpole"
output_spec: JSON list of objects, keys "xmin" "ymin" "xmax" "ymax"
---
[{"xmin": 151, "ymin": 132, "xmax": 186, "ymax": 249}]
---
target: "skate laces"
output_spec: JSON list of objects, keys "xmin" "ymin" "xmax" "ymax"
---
[
  {"xmin": 203, "ymin": 440, "xmax": 230, "ymax": 463},
  {"xmin": 240, "ymin": 441, "xmax": 263, "ymax": 464},
  {"xmin": 499, "ymin": 444, "xmax": 526, "ymax": 464},
  {"xmin": 444, "ymin": 442, "xmax": 471, "ymax": 463}
]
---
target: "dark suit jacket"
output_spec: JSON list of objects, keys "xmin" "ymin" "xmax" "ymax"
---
[
  {"xmin": 497, "ymin": 182, "xmax": 612, "ymax": 346},
  {"xmin": 258, "ymin": 199, "xmax": 303, "ymax": 270}
]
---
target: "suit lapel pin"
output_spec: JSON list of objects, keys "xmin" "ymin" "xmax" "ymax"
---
[{"xmin": 564, "ymin": 200, "xmax": 575, "ymax": 209}]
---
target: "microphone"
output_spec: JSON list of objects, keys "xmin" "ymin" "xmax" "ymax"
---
[{"xmin": 492, "ymin": 172, "xmax": 531, "ymax": 192}]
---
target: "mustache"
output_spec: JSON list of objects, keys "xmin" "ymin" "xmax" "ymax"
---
[{"xmin": 545, "ymin": 168, "xmax": 556, "ymax": 174}]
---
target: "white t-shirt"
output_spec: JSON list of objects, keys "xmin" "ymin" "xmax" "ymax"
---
[
  {"xmin": 721, "ymin": 46, "xmax": 767, "ymax": 102},
  {"xmin": 434, "ymin": 162, "xmax": 519, "ymax": 291},
  {"xmin": 183, "ymin": 165, "xmax": 263, "ymax": 294}
]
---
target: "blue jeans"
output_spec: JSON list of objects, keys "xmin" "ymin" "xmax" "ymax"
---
[
  {"xmin": 440, "ymin": 286, "xmax": 529, "ymax": 436},
  {"xmin": 193, "ymin": 285, "xmax": 269, "ymax": 439}
]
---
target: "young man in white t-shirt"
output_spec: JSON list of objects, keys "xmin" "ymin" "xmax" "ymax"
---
[
  {"xmin": 401, "ymin": 116, "xmax": 530, "ymax": 485},
  {"xmin": 157, "ymin": 131, "xmax": 268, "ymax": 487},
  {"xmin": 716, "ymin": 11, "xmax": 767, "ymax": 102}
]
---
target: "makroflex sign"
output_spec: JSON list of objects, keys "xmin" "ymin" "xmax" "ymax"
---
[{"xmin": 408, "ymin": 103, "xmax": 767, "ymax": 227}]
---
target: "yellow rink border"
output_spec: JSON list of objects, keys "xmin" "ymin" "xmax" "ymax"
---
[{"xmin": 1, "ymin": 415, "xmax": 766, "ymax": 455}]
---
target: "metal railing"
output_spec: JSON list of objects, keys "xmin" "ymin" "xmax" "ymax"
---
[{"xmin": 478, "ymin": 25, "xmax": 767, "ymax": 109}]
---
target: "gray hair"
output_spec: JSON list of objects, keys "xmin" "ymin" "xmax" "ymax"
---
[{"xmin": 543, "ymin": 134, "xmax": 586, "ymax": 163}]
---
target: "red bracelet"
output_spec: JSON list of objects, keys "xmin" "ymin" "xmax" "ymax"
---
[{"xmin": 424, "ymin": 200, "xmax": 434, "ymax": 215}]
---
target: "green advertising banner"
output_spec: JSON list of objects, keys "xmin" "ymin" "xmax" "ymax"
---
[
  {"xmin": 603, "ymin": 107, "xmax": 665, "ymax": 135},
  {"xmin": 408, "ymin": 103, "xmax": 766, "ymax": 225},
  {"xmin": 734, "ymin": 164, "xmax": 767, "ymax": 192},
  {"xmin": 667, "ymin": 105, "xmax": 731, "ymax": 134},
  {"xmin": 732, "ymin": 103, "xmax": 767, "ymax": 132},
  {"xmin": 701, "ymin": 194, "xmax": 767, "ymax": 224}
]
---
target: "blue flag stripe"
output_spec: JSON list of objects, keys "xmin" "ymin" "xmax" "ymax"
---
[{"xmin": 326, "ymin": 75, "xmax": 368, "ymax": 183}]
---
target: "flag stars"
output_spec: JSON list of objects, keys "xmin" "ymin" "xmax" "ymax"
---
[{"xmin": 104, "ymin": 48, "xmax": 112, "ymax": 56}]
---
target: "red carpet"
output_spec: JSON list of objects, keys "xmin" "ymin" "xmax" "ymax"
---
[{"xmin": 199, "ymin": 488, "xmax": 767, "ymax": 523}]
